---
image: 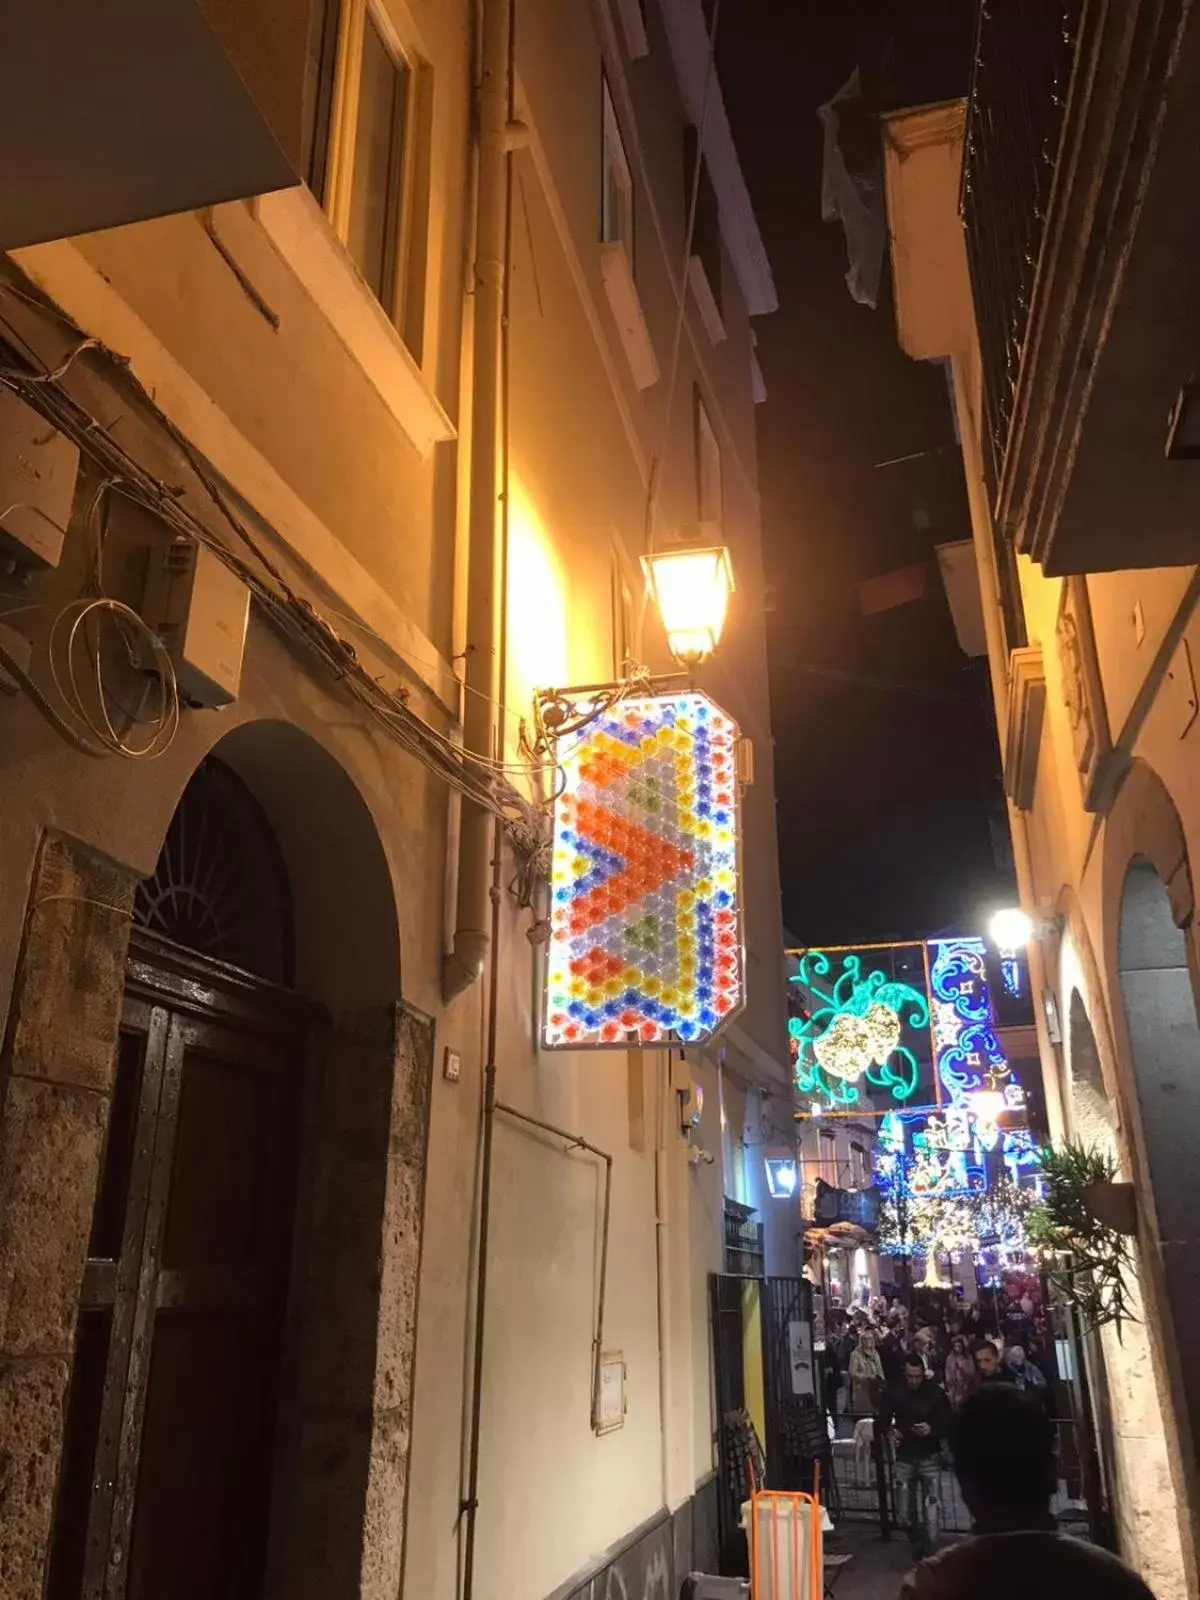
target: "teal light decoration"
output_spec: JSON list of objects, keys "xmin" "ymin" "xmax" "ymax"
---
[{"xmin": 788, "ymin": 949, "xmax": 930, "ymax": 1108}]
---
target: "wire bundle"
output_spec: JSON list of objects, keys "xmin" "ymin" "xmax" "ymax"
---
[
  {"xmin": 0, "ymin": 288, "xmax": 542, "ymax": 850},
  {"xmin": 48, "ymin": 596, "xmax": 179, "ymax": 758}
]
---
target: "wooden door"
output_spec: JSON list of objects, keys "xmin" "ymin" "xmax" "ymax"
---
[{"xmin": 48, "ymin": 950, "xmax": 307, "ymax": 1600}]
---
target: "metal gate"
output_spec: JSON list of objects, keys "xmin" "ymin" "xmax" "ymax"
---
[
  {"xmin": 710, "ymin": 1274, "xmax": 830, "ymax": 1573},
  {"xmin": 825, "ymin": 1395, "xmax": 1096, "ymax": 1543}
]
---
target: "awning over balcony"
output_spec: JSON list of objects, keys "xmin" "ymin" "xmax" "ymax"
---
[{"xmin": 0, "ymin": 0, "xmax": 304, "ymax": 251}]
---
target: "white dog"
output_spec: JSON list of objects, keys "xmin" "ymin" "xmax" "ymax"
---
[{"xmin": 852, "ymin": 1415, "xmax": 875, "ymax": 1482}]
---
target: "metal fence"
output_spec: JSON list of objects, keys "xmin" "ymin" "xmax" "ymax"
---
[{"xmin": 825, "ymin": 1405, "xmax": 1093, "ymax": 1544}]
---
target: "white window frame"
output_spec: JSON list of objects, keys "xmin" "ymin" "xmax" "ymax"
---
[
  {"xmin": 324, "ymin": 0, "xmax": 418, "ymax": 329},
  {"xmin": 601, "ymin": 76, "xmax": 635, "ymax": 258}
]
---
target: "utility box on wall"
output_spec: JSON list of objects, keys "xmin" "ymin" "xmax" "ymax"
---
[
  {"xmin": 0, "ymin": 388, "xmax": 79, "ymax": 571},
  {"xmin": 143, "ymin": 537, "xmax": 250, "ymax": 707}
]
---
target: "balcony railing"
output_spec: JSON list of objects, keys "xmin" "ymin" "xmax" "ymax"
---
[
  {"xmin": 723, "ymin": 1199, "xmax": 765, "ymax": 1277},
  {"xmin": 960, "ymin": 0, "xmax": 1083, "ymax": 507}
]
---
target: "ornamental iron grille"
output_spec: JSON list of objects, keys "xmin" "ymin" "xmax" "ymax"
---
[
  {"xmin": 134, "ymin": 755, "xmax": 294, "ymax": 985},
  {"xmin": 542, "ymin": 689, "xmax": 743, "ymax": 1049}
]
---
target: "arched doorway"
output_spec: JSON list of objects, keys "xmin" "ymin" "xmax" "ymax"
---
[
  {"xmin": 48, "ymin": 755, "xmax": 311, "ymax": 1600},
  {"xmin": 1117, "ymin": 856, "xmax": 1200, "ymax": 1462}
]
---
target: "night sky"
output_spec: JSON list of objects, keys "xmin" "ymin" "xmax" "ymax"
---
[{"xmin": 719, "ymin": 1, "xmax": 1014, "ymax": 947}]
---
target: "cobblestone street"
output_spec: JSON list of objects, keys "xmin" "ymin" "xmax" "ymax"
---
[{"xmin": 823, "ymin": 1526, "xmax": 918, "ymax": 1600}]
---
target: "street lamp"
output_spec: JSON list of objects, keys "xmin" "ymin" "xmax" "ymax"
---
[
  {"xmin": 641, "ymin": 545, "xmax": 734, "ymax": 665},
  {"xmin": 988, "ymin": 906, "xmax": 1033, "ymax": 951},
  {"xmin": 764, "ymin": 1155, "xmax": 799, "ymax": 1199}
]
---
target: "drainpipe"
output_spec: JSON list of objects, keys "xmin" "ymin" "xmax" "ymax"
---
[
  {"xmin": 654, "ymin": 1053, "xmax": 678, "ymax": 1510},
  {"xmin": 459, "ymin": 2, "xmax": 515, "ymax": 1595},
  {"xmin": 443, "ymin": 0, "xmax": 513, "ymax": 1003}
]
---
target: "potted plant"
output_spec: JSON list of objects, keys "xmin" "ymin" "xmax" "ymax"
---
[{"xmin": 1028, "ymin": 1142, "xmax": 1138, "ymax": 1335}]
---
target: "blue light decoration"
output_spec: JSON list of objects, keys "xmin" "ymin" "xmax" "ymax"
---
[
  {"xmin": 1000, "ymin": 952, "xmax": 1023, "ymax": 999},
  {"xmin": 928, "ymin": 936, "xmax": 1012, "ymax": 1107},
  {"xmin": 542, "ymin": 691, "xmax": 743, "ymax": 1049},
  {"xmin": 787, "ymin": 945, "xmax": 933, "ymax": 1110},
  {"xmin": 875, "ymin": 1111, "xmax": 1040, "ymax": 1260},
  {"xmin": 1002, "ymin": 1126, "xmax": 1042, "ymax": 1185}
]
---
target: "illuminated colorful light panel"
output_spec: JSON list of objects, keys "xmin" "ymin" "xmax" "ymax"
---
[
  {"xmin": 787, "ymin": 942, "xmax": 936, "ymax": 1112},
  {"xmin": 542, "ymin": 691, "xmax": 743, "ymax": 1049}
]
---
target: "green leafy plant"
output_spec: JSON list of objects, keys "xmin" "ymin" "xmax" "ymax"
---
[{"xmin": 1027, "ymin": 1142, "xmax": 1138, "ymax": 1336}]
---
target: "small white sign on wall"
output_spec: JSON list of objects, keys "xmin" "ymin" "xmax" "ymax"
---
[
  {"xmin": 597, "ymin": 1351, "xmax": 627, "ymax": 1434},
  {"xmin": 788, "ymin": 1320, "xmax": 815, "ymax": 1397}
]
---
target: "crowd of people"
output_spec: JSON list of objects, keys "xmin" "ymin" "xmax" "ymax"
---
[
  {"xmin": 824, "ymin": 1293, "xmax": 1050, "ymax": 1428},
  {"xmin": 810, "ymin": 1291, "xmax": 1159, "ymax": 1595},
  {"xmin": 822, "ymin": 1291, "xmax": 1051, "ymax": 1559}
]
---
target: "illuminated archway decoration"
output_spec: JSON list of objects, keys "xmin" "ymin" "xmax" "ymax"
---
[
  {"xmin": 929, "ymin": 936, "xmax": 1011, "ymax": 1106},
  {"xmin": 788, "ymin": 947, "xmax": 931, "ymax": 1108},
  {"xmin": 542, "ymin": 690, "xmax": 743, "ymax": 1049}
]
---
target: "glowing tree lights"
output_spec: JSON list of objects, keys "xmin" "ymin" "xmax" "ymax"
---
[
  {"xmin": 788, "ymin": 946, "xmax": 931, "ymax": 1109},
  {"xmin": 541, "ymin": 691, "xmax": 743, "ymax": 1049},
  {"xmin": 875, "ymin": 1112, "xmax": 1040, "ymax": 1270}
]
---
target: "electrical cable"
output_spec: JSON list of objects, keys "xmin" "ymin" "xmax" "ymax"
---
[
  {"xmin": 0, "ymin": 631, "xmax": 108, "ymax": 757},
  {"xmin": 47, "ymin": 597, "xmax": 179, "ymax": 759},
  {"xmin": 0, "ymin": 302, "xmax": 543, "ymax": 844}
]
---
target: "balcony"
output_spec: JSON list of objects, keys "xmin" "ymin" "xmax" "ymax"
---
[
  {"xmin": 723, "ymin": 1199, "xmax": 765, "ymax": 1277},
  {"xmin": 962, "ymin": 0, "xmax": 1200, "ymax": 573},
  {"xmin": 0, "ymin": 0, "xmax": 304, "ymax": 251}
]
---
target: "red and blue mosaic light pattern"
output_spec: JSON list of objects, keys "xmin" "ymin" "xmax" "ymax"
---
[{"xmin": 542, "ymin": 691, "xmax": 744, "ymax": 1049}]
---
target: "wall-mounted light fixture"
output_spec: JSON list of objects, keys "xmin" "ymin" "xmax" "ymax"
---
[
  {"xmin": 679, "ymin": 1080, "xmax": 705, "ymax": 1137},
  {"xmin": 764, "ymin": 1155, "xmax": 799, "ymax": 1199},
  {"xmin": 641, "ymin": 544, "xmax": 734, "ymax": 665}
]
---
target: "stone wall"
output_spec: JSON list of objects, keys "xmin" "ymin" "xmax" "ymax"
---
[{"xmin": 0, "ymin": 832, "xmax": 136, "ymax": 1600}]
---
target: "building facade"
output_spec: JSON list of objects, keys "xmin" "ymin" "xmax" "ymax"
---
[
  {"xmin": 881, "ymin": 7, "xmax": 1200, "ymax": 1595},
  {"xmin": 0, "ymin": 4, "xmax": 790, "ymax": 1599}
]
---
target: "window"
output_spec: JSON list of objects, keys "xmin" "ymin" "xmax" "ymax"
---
[
  {"xmin": 682, "ymin": 124, "xmax": 722, "ymax": 308},
  {"xmin": 851, "ymin": 1141, "xmax": 869, "ymax": 1188},
  {"xmin": 694, "ymin": 389, "xmax": 722, "ymax": 527},
  {"xmin": 819, "ymin": 1129, "xmax": 837, "ymax": 1186},
  {"xmin": 316, "ymin": 0, "xmax": 427, "ymax": 346},
  {"xmin": 601, "ymin": 77, "xmax": 634, "ymax": 257},
  {"xmin": 347, "ymin": 13, "xmax": 409, "ymax": 308}
]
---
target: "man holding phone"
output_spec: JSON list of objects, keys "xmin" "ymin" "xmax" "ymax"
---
[{"xmin": 882, "ymin": 1351, "xmax": 953, "ymax": 1555}]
